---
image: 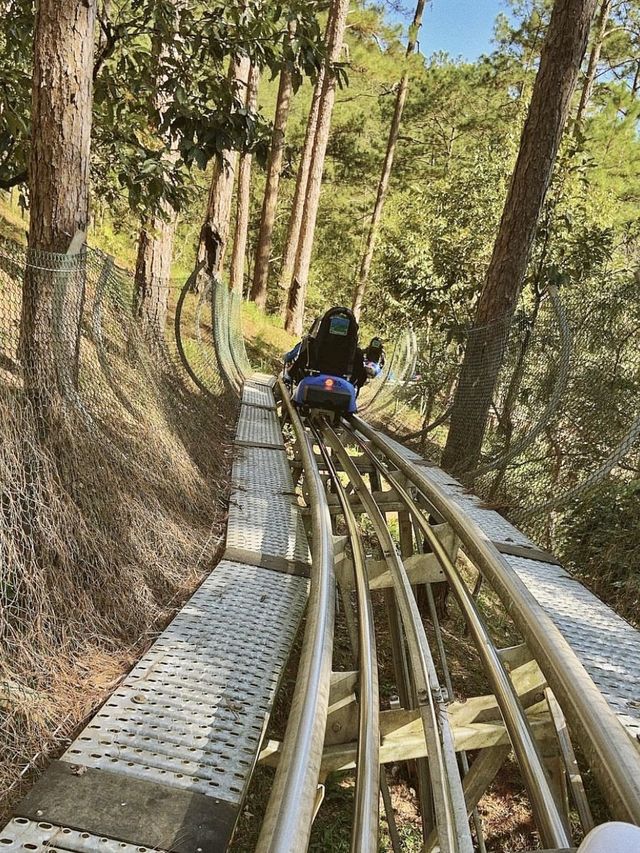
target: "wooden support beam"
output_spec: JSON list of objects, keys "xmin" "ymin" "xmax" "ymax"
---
[
  {"xmin": 305, "ymin": 488, "xmax": 407, "ymax": 516},
  {"xmin": 336, "ymin": 552, "xmax": 446, "ymax": 590},
  {"xmin": 260, "ymin": 658, "xmax": 551, "ymax": 771},
  {"xmin": 329, "ymin": 670, "xmax": 357, "ymax": 704},
  {"xmin": 424, "ymin": 745, "xmax": 511, "ymax": 852},
  {"xmin": 320, "ymin": 708, "xmax": 554, "ymax": 773},
  {"xmin": 461, "ymin": 745, "xmax": 511, "ymax": 814},
  {"xmin": 545, "ymin": 688, "xmax": 595, "ymax": 834},
  {"xmin": 498, "ymin": 642, "xmax": 534, "ymax": 671},
  {"xmin": 334, "ymin": 522, "xmax": 458, "ymax": 591},
  {"xmin": 313, "ymin": 452, "xmax": 378, "ymax": 473}
]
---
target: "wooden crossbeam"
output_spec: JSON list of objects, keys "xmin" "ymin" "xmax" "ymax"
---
[
  {"xmin": 334, "ymin": 522, "xmax": 458, "ymax": 591},
  {"xmin": 260, "ymin": 658, "xmax": 550, "ymax": 771}
]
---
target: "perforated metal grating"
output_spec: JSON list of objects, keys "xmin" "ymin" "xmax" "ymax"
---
[
  {"xmin": 235, "ymin": 404, "xmax": 284, "ymax": 448},
  {"xmin": 391, "ymin": 434, "xmax": 640, "ymax": 744},
  {"xmin": 248, "ymin": 372, "xmax": 276, "ymax": 388},
  {"xmin": 417, "ymin": 465, "xmax": 466, "ymax": 492},
  {"xmin": 242, "ymin": 382, "xmax": 276, "ymax": 409},
  {"xmin": 506, "ymin": 554, "xmax": 640, "ymax": 742},
  {"xmin": 0, "ymin": 818, "xmax": 148, "ymax": 853},
  {"xmin": 59, "ymin": 560, "xmax": 308, "ymax": 802},
  {"xmin": 409, "ymin": 460, "xmax": 535, "ymax": 547},
  {"xmin": 232, "ymin": 445, "xmax": 295, "ymax": 494},
  {"xmin": 378, "ymin": 434, "xmax": 422, "ymax": 462},
  {"xmin": 226, "ymin": 490, "xmax": 310, "ymax": 566}
]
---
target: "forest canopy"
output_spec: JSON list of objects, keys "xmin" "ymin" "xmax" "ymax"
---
[{"xmin": 1, "ymin": 0, "xmax": 639, "ymax": 590}]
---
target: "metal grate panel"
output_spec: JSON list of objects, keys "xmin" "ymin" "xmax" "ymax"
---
[
  {"xmin": 379, "ymin": 434, "xmax": 422, "ymax": 461},
  {"xmin": 232, "ymin": 445, "xmax": 295, "ymax": 494},
  {"xmin": 242, "ymin": 382, "xmax": 276, "ymax": 409},
  {"xmin": 235, "ymin": 404, "xmax": 284, "ymax": 448},
  {"xmin": 506, "ymin": 554, "xmax": 640, "ymax": 741},
  {"xmin": 448, "ymin": 493, "xmax": 535, "ymax": 547},
  {"xmin": 248, "ymin": 372, "xmax": 276, "ymax": 388},
  {"xmin": 0, "ymin": 818, "xmax": 149, "ymax": 853},
  {"xmin": 418, "ymin": 465, "xmax": 466, "ymax": 492},
  {"xmin": 227, "ymin": 490, "xmax": 310, "ymax": 566},
  {"xmin": 60, "ymin": 560, "xmax": 308, "ymax": 803},
  {"xmin": 388, "ymin": 440, "xmax": 640, "ymax": 742}
]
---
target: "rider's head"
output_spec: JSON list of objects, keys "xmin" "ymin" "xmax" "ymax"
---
[{"xmin": 366, "ymin": 336, "xmax": 384, "ymax": 362}]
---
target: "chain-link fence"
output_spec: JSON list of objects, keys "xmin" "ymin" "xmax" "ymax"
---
[
  {"xmin": 0, "ymin": 235, "xmax": 236, "ymax": 808},
  {"xmin": 357, "ymin": 328, "xmax": 418, "ymax": 417},
  {"xmin": 381, "ymin": 282, "xmax": 639, "ymax": 566}
]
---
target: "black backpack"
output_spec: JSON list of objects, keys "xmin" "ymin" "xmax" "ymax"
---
[
  {"xmin": 307, "ymin": 307, "xmax": 359, "ymax": 379},
  {"xmin": 366, "ymin": 336, "xmax": 384, "ymax": 365}
]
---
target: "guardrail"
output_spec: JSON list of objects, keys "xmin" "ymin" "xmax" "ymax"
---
[
  {"xmin": 352, "ymin": 413, "xmax": 640, "ymax": 826},
  {"xmin": 255, "ymin": 382, "xmax": 336, "ymax": 853}
]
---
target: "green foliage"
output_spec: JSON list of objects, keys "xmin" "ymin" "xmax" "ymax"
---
[
  {"xmin": 0, "ymin": 1, "xmax": 33, "ymax": 190},
  {"xmin": 0, "ymin": 0, "xmax": 324, "ymax": 214},
  {"xmin": 560, "ymin": 479, "xmax": 640, "ymax": 626}
]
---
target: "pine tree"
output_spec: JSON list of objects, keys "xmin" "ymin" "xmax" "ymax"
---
[
  {"xmin": 351, "ymin": 0, "xmax": 426, "ymax": 321},
  {"xmin": 20, "ymin": 0, "xmax": 97, "ymax": 410},
  {"xmin": 284, "ymin": 0, "xmax": 350, "ymax": 335},
  {"xmin": 441, "ymin": 0, "xmax": 600, "ymax": 478}
]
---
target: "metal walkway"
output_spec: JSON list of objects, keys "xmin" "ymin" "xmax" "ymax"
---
[
  {"xmin": 1, "ymin": 374, "xmax": 308, "ymax": 853},
  {"xmin": 379, "ymin": 433, "xmax": 640, "ymax": 745},
  {"xmin": 4, "ymin": 366, "xmax": 640, "ymax": 853}
]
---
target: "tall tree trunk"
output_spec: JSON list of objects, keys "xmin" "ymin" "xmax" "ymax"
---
[
  {"xmin": 352, "ymin": 0, "xmax": 426, "ymax": 321},
  {"xmin": 197, "ymin": 56, "xmax": 251, "ymax": 278},
  {"xmin": 285, "ymin": 0, "xmax": 350, "ymax": 336},
  {"xmin": 277, "ymin": 67, "xmax": 326, "ymax": 319},
  {"xmin": 229, "ymin": 64, "xmax": 260, "ymax": 296},
  {"xmin": 21, "ymin": 0, "xmax": 96, "ymax": 411},
  {"xmin": 134, "ymin": 214, "xmax": 176, "ymax": 333},
  {"xmin": 632, "ymin": 59, "xmax": 640, "ymax": 96},
  {"xmin": 441, "ymin": 0, "xmax": 598, "ymax": 479},
  {"xmin": 574, "ymin": 0, "xmax": 612, "ymax": 131},
  {"xmin": 250, "ymin": 60, "xmax": 294, "ymax": 309},
  {"xmin": 133, "ymin": 1, "xmax": 180, "ymax": 336}
]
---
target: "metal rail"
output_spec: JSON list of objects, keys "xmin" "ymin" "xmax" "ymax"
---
[
  {"xmin": 255, "ymin": 383, "xmax": 335, "ymax": 853},
  {"xmin": 311, "ymin": 424, "xmax": 380, "ymax": 852},
  {"xmin": 322, "ymin": 421, "xmax": 473, "ymax": 853},
  {"xmin": 351, "ymin": 413, "xmax": 640, "ymax": 825},
  {"xmin": 215, "ymin": 308, "xmax": 638, "ymax": 844},
  {"xmin": 343, "ymin": 420, "xmax": 572, "ymax": 849}
]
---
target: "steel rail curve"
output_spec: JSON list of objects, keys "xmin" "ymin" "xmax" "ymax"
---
[
  {"xmin": 322, "ymin": 421, "xmax": 473, "ymax": 853},
  {"xmin": 311, "ymin": 423, "xmax": 381, "ymax": 853},
  {"xmin": 351, "ymin": 414, "xmax": 640, "ymax": 824},
  {"xmin": 255, "ymin": 383, "xmax": 336, "ymax": 853},
  {"xmin": 343, "ymin": 419, "xmax": 572, "ymax": 849}
]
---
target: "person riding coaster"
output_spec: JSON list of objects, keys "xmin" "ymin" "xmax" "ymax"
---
[{"xmin": 283, "ymin": 306, "xmax": 384, "ymax": 419}]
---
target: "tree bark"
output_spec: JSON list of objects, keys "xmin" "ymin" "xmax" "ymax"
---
[
  {"xmin": 229, "ymin": 64, "xmax": 260, "ymax": 296},
  {"xmin": 351, "ymin": 0, "xmax": 426, "ymax": 321},
  {"xmin": 574, "ymin": 0, "xmax": 612, "ymax": 131},
  {"xmin": 133, "ymin": 0, "xmax": 180, "ymax": 337},
  {"xmin": 441, "ymin": 0, "xmax": 598, "ymax": 479},
  {"xmin": 250, "ymin": 60, "xmax": 294, "ymax": 309},
  {"xmin": 285, "ymin": 0, "xmax": 350, "ymax": 336},
  {"xmin": 134, "ymin": 214, "xmax": 176, "ymax": 333},
  {"xmin": 20, "ymin": 0, "xmax": 96, "ymax": 409},
  {"xmin": 197, "ymin": 56, "xmax": 251, "ymax": 278},
  {"xmin": 278, "ymin": 66, "xmax": 326, "ymax": 320}
]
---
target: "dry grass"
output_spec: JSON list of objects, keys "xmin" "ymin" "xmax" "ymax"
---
[{"xmin": 0, "ymin": 239, "xmax": 236, "ymax": 815}]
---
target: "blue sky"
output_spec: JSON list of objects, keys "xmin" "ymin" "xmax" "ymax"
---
[{"xmin": 390, "ymin": 0, "xmax": 505, "ymax": 61}]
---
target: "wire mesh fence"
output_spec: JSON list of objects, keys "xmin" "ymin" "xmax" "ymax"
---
[
  {"xmin": 383, "ymin": 283, "xmax": 640, "ymax": 561},
  {"xmin": 0, "ymin": 235, "xmax": 236, "ymax": 806},
  {"xmin": 2, "ymin": 222, "xmax": 637, "ymax": 807}
]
